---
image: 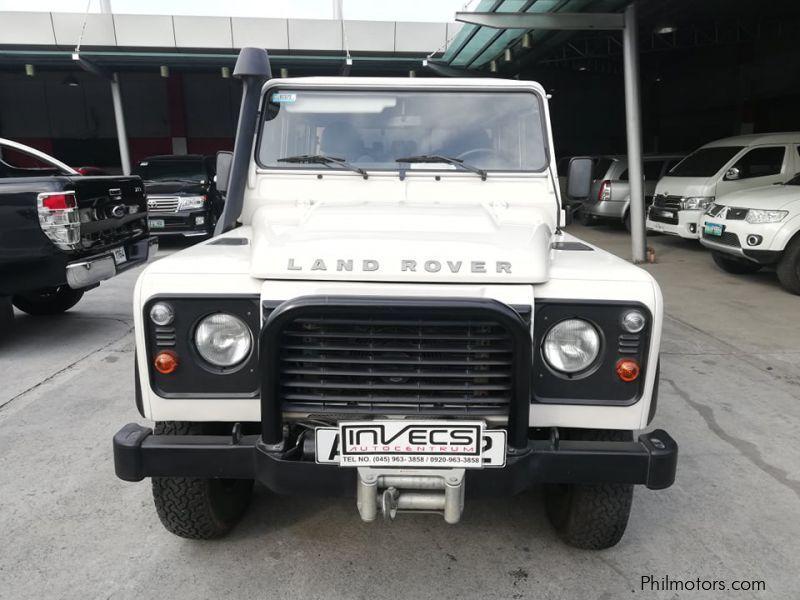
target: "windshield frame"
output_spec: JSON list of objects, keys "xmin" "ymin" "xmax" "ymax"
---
[{"xmin": 254, "ymin": 83, "xmax": 552, "ymax": 176}]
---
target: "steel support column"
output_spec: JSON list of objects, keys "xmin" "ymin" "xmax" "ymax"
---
[
  {"xmin": 455, "ymin": 5, "xmax": 646, "ymax": 262},
  {"xmin": 110, "ymin": 73, "xmax": 131, "ymax": 176},
  {"xmin": 622, "ymin": 3, "xmax": 646, "ymax": 263}
]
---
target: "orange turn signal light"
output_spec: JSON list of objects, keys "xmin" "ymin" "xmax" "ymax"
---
[
  {"xmin": 615, "ymin": 358, "xmax": 640, "ymax": 382},
  {"xmin": 154, "ymin": 351, "xmax": 178, "ymax": 374}
]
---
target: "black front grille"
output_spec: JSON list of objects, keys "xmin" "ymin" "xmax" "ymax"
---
[
  {"xmin": 703, "ymin": 231, "xmax": 740, "ymax": 247},
  {"xmin": 725, "ymin": 207, "xmax": 748, "ymax": 220},
  {"xmin": 649, "ymin": 209, "xmax": 678, "ymax": 225},
  {"xmin": 653, "ymin": 195, "xmax": 682, "ymax": 211},
  {"xmin": 277, "ymin": 315, "xmax": 517, "ymax": 415}
]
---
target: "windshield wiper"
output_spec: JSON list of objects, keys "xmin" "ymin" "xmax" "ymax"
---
[
  {"xmin": 395, "ymin": 154, "xmax": 487, "ymax": 181},
  {"xmin": 277, "ymin": 154, "xmax": 368, "ymax": 179}
]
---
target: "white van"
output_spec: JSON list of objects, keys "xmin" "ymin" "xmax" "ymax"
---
[{"xmin": 646, "ymin": 132, "xmax": 800, "ymax": 239}]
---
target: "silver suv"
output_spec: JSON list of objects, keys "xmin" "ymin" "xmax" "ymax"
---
[{"xmin": 579, "ymin": 154, "xmax": 684, "ymax": 230}]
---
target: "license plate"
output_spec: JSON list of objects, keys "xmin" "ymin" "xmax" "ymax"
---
[
  {"xmin": 315, "ymin": 421, "xmax": 506, "ymax": 469},
  {"xmin": 112, "ymin": 247, "xmax": 127, "ymax": 265},
  {"xmin": 655, "ymin": 209, "xmax": 675, "ymax": 219},
  {"xmin": 704, "ymin": 222, "xmax": 723, "ymax": 236},
  {"xmin": 148, "ymin": 218, "xmax": 165, "ymax": 229}
]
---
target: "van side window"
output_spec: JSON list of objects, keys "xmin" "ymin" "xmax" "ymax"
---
[{"xmin": 731, "ymin": 147, "xmax": 786, "ymax": 179}]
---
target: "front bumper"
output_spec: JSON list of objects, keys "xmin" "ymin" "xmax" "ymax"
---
[
  {"xmin": 148, "ymin": 210, "xmax": 211, "ymax": 237},
  {"xmin": 113, "ymin": 423, "xmax": 678, "ymax": 494},
  {"xmin": 647, "ymin": 208, "xmax": 702, "ymax": 239},
  {"xmin": 66, "ymin": 236, "xmax": 157, "ymax": 289},
  {"xmin": 699, "ymin": 218, "xmax": 784, "ymax": 264},
  {"xmin": 586, "ymin": 199, "xmax": 626, "ymax": 219}
]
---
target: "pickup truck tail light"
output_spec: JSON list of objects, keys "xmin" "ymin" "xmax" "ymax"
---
[
  {"xmin": 37, "ymin": 191, "xmax": 81, "ymax": 250},
  {"xmin": 597, "ymin": 180, "xmax": 611, "ymax": 202}
]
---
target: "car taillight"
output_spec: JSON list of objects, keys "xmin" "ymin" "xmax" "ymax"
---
[
  {"xmin": 597, "ymin": 180, "xmax": 611, "ymax": 202},
  {"xmin": 37, "ymin": 191, "xmax": 81, "ymax": 250},
  {"xmin": 41, "ymin": 193, "xmax": 77, "ymax": 210}
]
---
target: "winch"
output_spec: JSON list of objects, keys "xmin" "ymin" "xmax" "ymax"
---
[{"xmin": 356, "ymin": 467, "xmax": 466, "ymax": 524}]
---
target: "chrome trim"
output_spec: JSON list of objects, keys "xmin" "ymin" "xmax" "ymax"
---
[
  {"xmin": 66, "ymin": 255, "xmax": 117, "ymax": 289},
  {"xmin": 147, "ymin": 196, "xmax": 180, "ymax": 213},
  {"xmin": 699, "ymin": 237, "xmax": 755, "ymax": 261}
]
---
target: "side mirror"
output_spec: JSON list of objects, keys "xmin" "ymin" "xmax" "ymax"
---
[
  {"xmin": 566, "ymin": 157, "xmax": 593, "ymax": 200},
  {"xmin": 724, "ymin": 166, "xmax": 740, "ymax": 181},
  {"xmin": 215, "ymin": 151, "xmax": 233, "ymax": 194}
]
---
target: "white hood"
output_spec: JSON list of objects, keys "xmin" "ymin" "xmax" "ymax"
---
[
  {"xmin": 716, "ymin": 183, "xmax": 800, "ymax": 210},
  {"xmin": 249, "ymin": 192, "xmax": 555, "ymax": 284},
  {"xmin": 655, "ymin": 176, "xmax": 715, "ymax": 198}
]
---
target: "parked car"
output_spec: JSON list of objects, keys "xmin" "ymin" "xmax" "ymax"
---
[
  {"xmin": 580, "ymin": 154, "xmax": 684, "ymax": 230},
  {"xmin": 647, "ymin": 132, "xmax": 800, "ymax": 239},
  {"xmin": 700, "ymin": 175, "xmax": 800, "ymax": 293},
  {"xmin": 0, "ymin": 138, "xmax": 156, "ymax": 319},
  {"xmin": 114, "ymin": 48, "xmax": 677, "ymax": 550},
  {"xmin": 134, "ymin": 154, "xmax": 222, "ymax": 238}
]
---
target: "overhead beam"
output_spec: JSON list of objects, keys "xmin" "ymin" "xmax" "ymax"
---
[
  {"xmin": 73, "ymin": 53, "xmax": 131, "ymax": 175},
  {"xmin": 425, "ymin": 61, "xmax": 484, "ymax": 78},
  {"xmin": 455, "ymin": 12, "xmax": 624, "ymax": 31},
  {"xmin": 72, "ymin": 52, "xmax": 113, "ymax": 81}
]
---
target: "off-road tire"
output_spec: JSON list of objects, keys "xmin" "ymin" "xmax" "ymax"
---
[
  {"xmin": 711, "ymin": 251, "xmax": 762, "ymax": 275},
  {"xmin": 545, "ymin": 429, "xmax": 634, "ymax": 550},
  {"xmin": 151, "ymin": 421, "xmax": 254, "ymax": 539},
  {"xmin": 776, "ymin": 235, "xmax": 800, "ymax": 295},
  {"xmin": 12, "ymin": 286, "xmax": 84, "ymax": 315}
]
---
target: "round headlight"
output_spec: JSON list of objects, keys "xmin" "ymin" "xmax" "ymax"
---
[
  {"xmin": 543, "ymin": 318, "xmax": 601, "ymax": 373},
  {"xmin": 621, "ymin": 309, "xmax": 646, "ymax": 333},
  {"xmin": 150, "ymin": 302, "xmax": 174, "ymax": 326},
  {"xmin": 194, "ymin": 313, "xmax": 252, "ymax": 367}
]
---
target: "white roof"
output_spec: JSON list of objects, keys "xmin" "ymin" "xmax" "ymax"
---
[
  {"xmin": 265, "ymin": 77, "xmax": 547, "ymax": 95},
  {"xmin": 703, "ymin": 132, "xmax": 800, "ymax": 147}
]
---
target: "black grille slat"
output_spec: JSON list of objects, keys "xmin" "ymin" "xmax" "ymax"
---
[
  {"xmin": 282, "ymin": 381, "xmax": 511, "ymax": 391},
  {"xmin": 702, "ymin": 231, "xmax": 740, "ymax": 247},
  {"xmin": 278, "ymin": 313, "xmax": 515, "ymax": 415},
  {"xmin": 282, "ymin": 367, "xmax": 511, "ymax": 378},
  {"xmin": 284, "ymin": 331, "xmax": 508, "ymax": 341},
  {"xmin": 282, "ymin": 343, "xmax": 512, "ymax": 353},
  {"xmin": 284, "ymin": 395, "xmax": 511, "ymax": 405},
  {"xmin": 280, "ymin": 356, "xmax": 511, "ymax": 366},
  {"xmin": 653, "ymin": 195, "xmax": 682, "ymax": 210}
]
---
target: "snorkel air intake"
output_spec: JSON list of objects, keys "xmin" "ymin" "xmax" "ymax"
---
[{"xmin": 216, "ymin": 47, "xmax": 272, "ymax": 234}]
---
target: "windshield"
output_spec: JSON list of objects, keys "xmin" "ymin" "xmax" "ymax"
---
[
  {"xmin": 258, "ymin": 89, "xmax": 548, "ymax": 172},
  {"xmin": 135, "ymin": 159, "xmax": 205, "ymax": 182},
  {"xmin": 668, "ymin": 146, "xmax": 743, "ymax": 177}
]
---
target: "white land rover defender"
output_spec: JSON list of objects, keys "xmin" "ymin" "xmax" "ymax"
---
[{"xmin": 114, "ymin": 48, "xmax": 677, "ymax": 550}]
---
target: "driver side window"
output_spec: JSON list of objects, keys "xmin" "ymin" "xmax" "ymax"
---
[{"xmin": 731, "ymin": 146, "xmax": 786, "ymax": 179}]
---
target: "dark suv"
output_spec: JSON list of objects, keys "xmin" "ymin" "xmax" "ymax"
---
[{"xmin": 135, "ymin": 155, "xmax": 222, "ymax": 238}]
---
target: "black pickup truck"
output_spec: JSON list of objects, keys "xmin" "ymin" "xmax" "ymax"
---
[
  {"xmin": 0, "ymin": 138, "xmax": 157, "ymax": 321},
  {"xmin": 135, "ymin": 154, "xmax": 222, "ymax": 238}
]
